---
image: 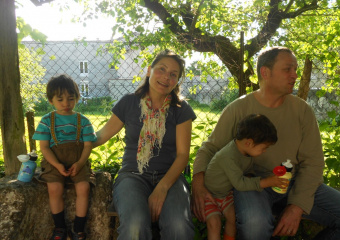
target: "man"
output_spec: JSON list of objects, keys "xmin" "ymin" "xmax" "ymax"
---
[{"xmin": 192, "ymin": 46, "xmax": 340, "ymax": 239}]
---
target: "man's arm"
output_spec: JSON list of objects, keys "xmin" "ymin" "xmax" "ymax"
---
[
  {"xmin": 192, "ymin": 103, "xmax": 241, "ymax": 221},
  {"xmin": 191, "ymin": 172, "xmax": 216, "ymax": 222},
  {"xmin": 275, "ymin": 103, "xmax": 323, "ymax": 237}
]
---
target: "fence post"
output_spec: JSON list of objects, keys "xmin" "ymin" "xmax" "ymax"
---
[{"xmin": 26, "ymin": 111, "xmax": 36, "ymax": 152}]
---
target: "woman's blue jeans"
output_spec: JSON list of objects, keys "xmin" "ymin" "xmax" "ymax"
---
[
  {"xmin": 234, "ymin": 182, "xmax": 340, "ymax": 240},
  {"xmin": 112, "ymin": 171, "xmax": 195, "ymax": 240}
]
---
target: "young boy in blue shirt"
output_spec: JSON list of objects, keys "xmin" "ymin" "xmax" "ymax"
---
[{"xmin": 33, "ymin": 74, "xmax": 97, "ymax": 240}]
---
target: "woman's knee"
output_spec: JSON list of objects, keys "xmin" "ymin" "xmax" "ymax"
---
[
  {"xmin": 117, "ymin": 214, "xmax": 152, "ymax": 240},
  {"xmin": 159, "ymin": 216, "xmax": 194, "ymax": 240}
]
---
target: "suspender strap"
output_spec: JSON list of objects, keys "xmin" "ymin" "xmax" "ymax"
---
[
  {"xmin": 76, "ymin": 113, "xmax": 81, "ymax": 144},
  {"xmin": 50, "ymin": 111, "xmax": 82, "ymax": 146},
  {"xmin": 50, "ymin": 111, "xmax": 59, "ymax": 146}
]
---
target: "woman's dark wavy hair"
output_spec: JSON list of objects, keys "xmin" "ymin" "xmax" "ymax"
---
[
  {"xmin": 236, "ymin": 114, "xmax": 278, "ymax": 145},
  {"xmin": 135, "ymin": 49, "xmax": 186, "ymax": 106}
]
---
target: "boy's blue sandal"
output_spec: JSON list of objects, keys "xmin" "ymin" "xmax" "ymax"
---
[
  {"xmin": 71, "ymin": 231, "xmax": 87, "ymax": 240},
  {"xmin": 50, "ymin": 228, "xmax": 68, "ymax": 240}
]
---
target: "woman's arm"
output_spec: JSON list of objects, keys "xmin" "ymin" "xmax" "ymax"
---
[
  {"xmin": 148, "ymin": 119, "xmax": 192, "ymax": 222},
  {"xmin": 93, "ymin": 113, "xmax": 124, "ymax": 148}
]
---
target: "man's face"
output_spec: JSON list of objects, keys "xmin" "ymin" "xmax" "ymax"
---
[{"xmin": 263, "ymin": 52, "xmax": 298, "ymax": 96}]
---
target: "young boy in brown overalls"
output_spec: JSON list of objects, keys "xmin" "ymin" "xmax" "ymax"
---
[{"xmin": 33, "ymin": 74, "xmax": 97, "ymax": 240}]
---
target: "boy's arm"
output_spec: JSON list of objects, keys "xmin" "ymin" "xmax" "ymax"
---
[
  {"xmin": 78, "ymin": 141, "xmax": 92, "ymax": 166},
  {"xmin": 39, "ymin": 140, "xmax": 69, "ymax": 176}
]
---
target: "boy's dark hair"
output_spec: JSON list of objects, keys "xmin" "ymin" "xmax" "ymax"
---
[
  {"xmin": 46, "ymin": 74, "xmax": 80, "ymax": 102},
  {"xmin": 257, "ymin": 46, "xmax": 295, "ymax": 81},
  {"xmin": 236, "ymin": 114, "xmax": 278, "ymax": 145},
  {"xmin": 135, "ymin": 49, "xmax": 185, "ymax": 106}
]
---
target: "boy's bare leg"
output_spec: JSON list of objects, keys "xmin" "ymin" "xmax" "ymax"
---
[
  {"xmin": 47, "ymin": 182, "xmax": 65, "ymax": 214},
  {"xmin": 74, "ymin": 181, "xmax": 90, "ymax": 217},
  {"xmin": 207, "ymin": 214, "xmax": 222, "ymax": 240},
  {"xmin": 223, "ymin": 205, "xmax": 236, "ymax": 239}
]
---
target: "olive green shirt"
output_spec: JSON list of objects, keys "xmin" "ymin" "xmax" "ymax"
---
[{"xmin": 205, "ymin": 140, "xmax": 262, "ymax": 198}]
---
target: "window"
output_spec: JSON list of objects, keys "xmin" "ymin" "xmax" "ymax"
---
[
  {"xmin": 79, "ymin": 61, "xmax": 89, "ymax": 75},
  {"xmin": 79, "ymin": 81, "xmax": 90, "ymax": 97}
]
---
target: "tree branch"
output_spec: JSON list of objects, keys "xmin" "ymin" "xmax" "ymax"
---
[
  {"xmin": 284, "ymin": 0, "xmax": 295, "ymax": 13},
  {"xmin": 189, "ymin": 0, "xmax": 205, "ymax": 34},
  {"xmin": 245, "ymin": 0, "xmax": 319, "ymax": 58},
  {"xmin": 143, "ymin": 0, "xmax": 185, "ymax": 35}
]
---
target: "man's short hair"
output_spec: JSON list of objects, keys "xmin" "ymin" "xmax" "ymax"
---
[{"xmin": 257, "ymin": 46, "xmax": 295, "ymax": 81}]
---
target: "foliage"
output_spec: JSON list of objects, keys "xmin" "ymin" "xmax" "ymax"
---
[
  {"xmin": 16, "ymin": 17, "xmax": 47, "ymax": 44},
  {"xmin": 73, "ymin": 0, "xmax": 334, "ymax": 93},
  {"xmin": 210, "ymin": 88, "xmax": 239, "ymax": 111},
  {"xmin": 273, "ymin": 3, "xmax": 340, "ymax": 95},
  {"xmin": 90, "ymin": 135, "xmax": 124, "ymax": 179},
  {"xmin": 76, "ymin": 97, "xmax": 115, "ymax": 115},
  {"xmin": 33, "ymin": 96, "xmax": 53, "ymax": 115},
  {"xmin": 17, "ymin": 14, "xmax": 48, "ymax": 112},
  {"xmin": 87, "ymin": 110, "xmax": 125, "ymax": 178},
  {"xmin": 320, "ymin": 112, "xmax": 340, "ymax": 188},
  {"xmin": 19, "ymin": 47, "xmax": 46, "ymax": 113}
]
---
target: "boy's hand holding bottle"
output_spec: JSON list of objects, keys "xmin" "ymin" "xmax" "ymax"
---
[{"xmin": 260, "ymin": 175, "xmax": 289, "ymax": 189}]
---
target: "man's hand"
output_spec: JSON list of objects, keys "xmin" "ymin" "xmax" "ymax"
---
[
  {"xmin": 191, "ymin": 172, "xmax": 216, "ymax": 222},
  {"xmin": 272, "ymin": 204, "xmax": 303, "ymax": 237}
]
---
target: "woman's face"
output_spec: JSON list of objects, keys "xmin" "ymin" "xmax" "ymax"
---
[{"xmin": 147, "ymin": 57, "xmax": 180, "ymax": 97}]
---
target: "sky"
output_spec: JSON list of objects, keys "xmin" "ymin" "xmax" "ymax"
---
[
  {"xmin": 15, "ymin": 0, "xmax": 202, "ymax": 64},
  {"xmin": 15, "ymin": 0, "xmax": 115, "ymax": 41}
]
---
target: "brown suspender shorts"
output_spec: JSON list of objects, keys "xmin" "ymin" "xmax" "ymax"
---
[{"xmin": 39, "ymin": 111, "xmax": 95, "ymax": 185}]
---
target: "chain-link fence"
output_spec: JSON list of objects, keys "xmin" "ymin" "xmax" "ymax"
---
[{"xmin": 6, "ymin": 40, "xmax": 340, "ymax": 162}]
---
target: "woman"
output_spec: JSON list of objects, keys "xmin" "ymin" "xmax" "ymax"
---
[{"xmin": 94, "ymin": 49, "xmax": 196, "ymax": 239}]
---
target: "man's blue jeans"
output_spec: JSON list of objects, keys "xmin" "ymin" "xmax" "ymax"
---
[
  {"xmin": 234, "ymin": 183, "xmax": 340, "ymax": 240},
  {"xmin": 112, "ymin": 171, "xmax": 195, "ymax": 240}
]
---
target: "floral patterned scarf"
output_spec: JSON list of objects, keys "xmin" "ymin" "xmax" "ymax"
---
[{"xmin": 136, "ymin": 95, "xmax": 172, "ymax": 173}]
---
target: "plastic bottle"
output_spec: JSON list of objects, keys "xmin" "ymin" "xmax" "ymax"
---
[
  {"xmin": 17, "ymin": 150, "xmax": 38, "ymax": 183},
  {"xmin": 272, "ymin": 159, "xmax": 293, "ymax": 194}
]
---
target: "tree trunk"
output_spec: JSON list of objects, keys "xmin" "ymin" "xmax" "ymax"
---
[
  {"xmin": 0, "ymin": 0, "xmax": 27, "ymax": 175},
  {"xmin": 298, "ymin": 57, "xmax": 313, "ymax": 100}
]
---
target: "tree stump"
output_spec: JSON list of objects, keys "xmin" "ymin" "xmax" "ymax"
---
[{"xmin": 0, "ymin": 171, "xmax": 113, "ymax": 240}]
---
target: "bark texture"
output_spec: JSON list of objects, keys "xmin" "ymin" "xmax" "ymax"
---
[{"xmin": 0, "ymin": 171, "xmax": 113, "ymax": 240}]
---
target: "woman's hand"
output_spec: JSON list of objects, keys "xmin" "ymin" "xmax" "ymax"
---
[{"xmin": 148, "ymin": 184, "xmax": 168, "ymax": 222}]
